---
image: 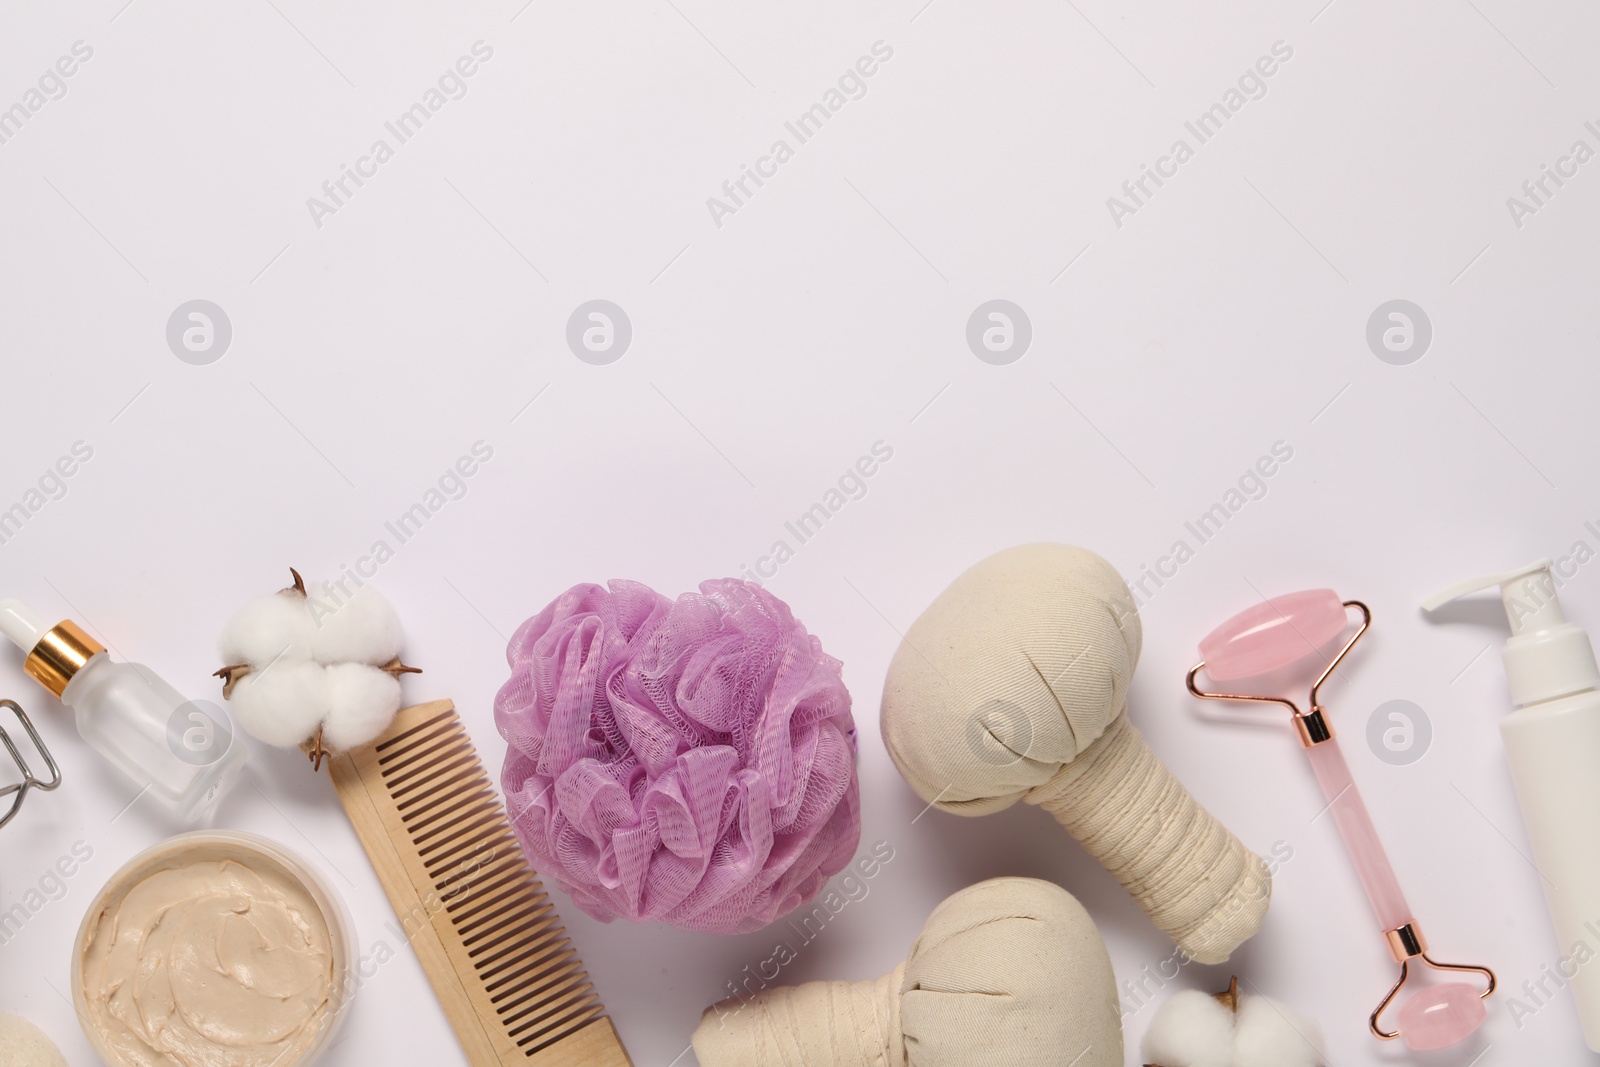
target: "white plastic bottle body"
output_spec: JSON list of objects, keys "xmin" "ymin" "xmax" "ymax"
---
[
  {"xmin": 1502, "ymin": 688, "xmax": 1600, "ymax": 1051},
  {"xmin": 61, "ymin": 654, "xmax": 245, "ymax": 820}
]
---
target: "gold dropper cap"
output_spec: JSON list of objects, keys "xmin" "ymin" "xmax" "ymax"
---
[{"xmin": 25, "ymin": 621, "xmax": 105, "ymax": 698}]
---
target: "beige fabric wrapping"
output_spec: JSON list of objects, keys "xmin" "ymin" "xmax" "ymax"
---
[
  {"xmin": 1030, "ymin": 714, "xmax": 1270, "ymax": 963},
  {"xmin": 879, "ymin": 543, "xmax": 1269, "ymax": 964},
  {"xmin": 692, "ymin": 878, "xmax": 1122, "ymax": 1067}
]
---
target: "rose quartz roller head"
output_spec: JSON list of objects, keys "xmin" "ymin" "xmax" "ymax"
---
[{"xmin": 1187, "ymin": 591, "xmax": 1495, "ymax": 1051}]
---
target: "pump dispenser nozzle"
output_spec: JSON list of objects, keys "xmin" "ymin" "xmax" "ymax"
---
[{"xmin": 1423, "ymin": 559, "xmax": 1600, "ymax": 707}]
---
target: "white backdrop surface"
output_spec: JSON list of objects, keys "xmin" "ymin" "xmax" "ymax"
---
[{"xmin": 2, "ymin": 1, "xmax": 1599, "ymax": 1065}]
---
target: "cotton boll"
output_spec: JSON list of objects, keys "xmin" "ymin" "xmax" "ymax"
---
[
  {"xmin": 307, "ymin": 584, "xmax": 404, "ymax": 666},
  {"xmin": 319, "ymin": 664, "xmax": 402, "ymax": 751},
  {"xmin": 0, "ymin": 1015, "xmax": 67, "ymax": 1067},
  {"xmin": 219, "ymin": 573, "xmax": 414, "ymax": 755},
  {"xmin": 1142, "ymin": 986, "xmax": 1327, "ymax": 1067},
  {"xmin": 1234, "ymin": 995, "xmax": 1325, "ymax": 1067},
  {"xmin": 219, "ymin": 591, "xmax": 316, "ymax": 666},
  {"xmin": 229, "ymin": 662, "xmax": 331, "ymax": 748},
  {"xmin": 1141, "ymin": 990, "xmax": 1237, "ymax": 1067}
]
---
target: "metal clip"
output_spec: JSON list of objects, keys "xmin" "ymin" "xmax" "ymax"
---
[{"xmin": 0, "ymin": 699, "xmax": 61, "ymax": 828}]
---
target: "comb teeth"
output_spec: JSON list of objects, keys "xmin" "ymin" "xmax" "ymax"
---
[{"xmin": 331, "ymin": 701, "xmax": 631, "ymax": 1066}]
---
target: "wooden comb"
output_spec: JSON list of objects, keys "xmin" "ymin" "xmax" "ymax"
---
[{"xmin": 327, "ymin": 699, "xmax": 632, "ymax": 1066}]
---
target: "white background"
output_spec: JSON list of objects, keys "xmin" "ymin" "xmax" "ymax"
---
[{"xmin": 2, "ymin": 1, "xmax": 1598, "ymax": 1065}]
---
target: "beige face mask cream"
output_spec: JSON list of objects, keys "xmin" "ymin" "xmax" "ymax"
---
[{"xmin": 73, "ymin": 831, "xmax": 353, "ymax": 1067}]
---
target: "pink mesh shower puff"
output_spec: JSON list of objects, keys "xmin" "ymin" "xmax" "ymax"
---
[{"xmin": 495, "ymin": 578, "xmax": 861, "ymax": 934}]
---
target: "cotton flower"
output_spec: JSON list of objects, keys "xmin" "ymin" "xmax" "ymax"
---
[
  {"xmin": 1142, "ymin": 979, "xmax": 1326, "ymax": 1067},
  {"xmin": 217, "ymin": 570, "xmax": 418, "ymax": 765}
]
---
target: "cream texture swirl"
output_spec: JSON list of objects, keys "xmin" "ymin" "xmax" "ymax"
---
[{"xmin": 78, "ymin": 846, "xmax": 336, "ymax": 1067}]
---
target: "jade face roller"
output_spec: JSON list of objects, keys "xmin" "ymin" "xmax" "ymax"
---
[{"xmin": 1185, "ymin": 591, "xmax": 1495, "ymax": 1050}]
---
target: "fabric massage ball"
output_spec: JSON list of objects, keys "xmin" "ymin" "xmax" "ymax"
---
[
  {"xmin": 495, "ymin": 578, "xmax": 861, "ymax": 934},
  {"xmin": 692, "ymin": 877, "xmax": 1123, "ymax": 1067},
  {"xmin": 879, "ymin": 543, "xmax": 1271, "ymax": 964}
]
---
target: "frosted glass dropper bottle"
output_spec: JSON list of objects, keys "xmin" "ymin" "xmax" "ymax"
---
[
  {"xmin": 0, "ymin": 598, "xmax": 245, "ymax": 821},
  {"xmin": 1424, "ymin": 561, "xmax": 1600, "ymax": 1051}
]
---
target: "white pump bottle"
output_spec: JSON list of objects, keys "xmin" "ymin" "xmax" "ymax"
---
[{"xmin": 1424, "ymin": 560, "xmax": 1600, "ymax": 1051}]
